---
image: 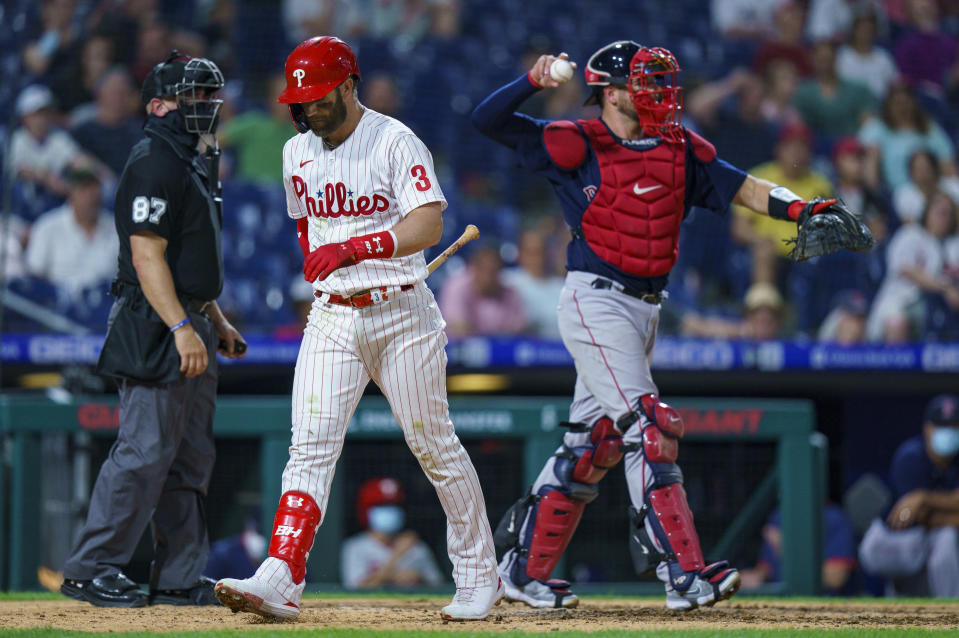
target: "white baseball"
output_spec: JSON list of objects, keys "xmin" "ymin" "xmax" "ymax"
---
[{"xmin": 549, "ymin": 58, "xmax": 574, "ymax": 83}]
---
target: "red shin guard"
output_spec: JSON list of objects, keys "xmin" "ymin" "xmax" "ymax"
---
[
  {"xmin": 648, "ymin": 484, "xmax": 704, "ymax": 572},
  {"xmin": 527, "ymin": 490, "xmax": 586, "ymax": 581},
  {"xmin": 268, "ymin": 491, "xmax": 321, "ymax": 584}
]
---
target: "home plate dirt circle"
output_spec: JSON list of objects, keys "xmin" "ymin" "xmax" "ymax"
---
[{"xmin": 2, "ymin": 597, "xmax": 958, "ymax": 633}]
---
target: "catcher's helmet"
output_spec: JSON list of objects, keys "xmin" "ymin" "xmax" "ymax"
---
[
  {"xmin": 142, "ymin": 50, "xmax": 225, "ymax": 135},
  {"xmin": 628, "ymin": 46, "xmax": 684, "ymax": 142},
  {"xmin": 583, "ymin": 40, "xmax": 641, "ymax": 106},
  {"xmin": 356, "ymin": 477, "xmax": 405, "ymax": 529},
  {"xmin": 278, "ymin": 36, "xmax": 360, "ymax": 133}
]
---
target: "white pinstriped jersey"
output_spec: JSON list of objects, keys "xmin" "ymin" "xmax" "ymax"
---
[{"xmin": 282, "ymin": 108, "xmax": 447, "ymax": 296}]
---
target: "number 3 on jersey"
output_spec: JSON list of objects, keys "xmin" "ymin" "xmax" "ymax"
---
[
  {"xmin": 132, "ymin": 196, "xmax": 168, "ymax": 224},
  {"xmin": 410, "ymin": 165, "xmax": 432, "ymax": 192}
]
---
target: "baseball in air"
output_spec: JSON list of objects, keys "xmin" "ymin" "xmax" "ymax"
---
[{"xmin": 549, "ymin": 58, "xmax": 574, "ymax": 83}]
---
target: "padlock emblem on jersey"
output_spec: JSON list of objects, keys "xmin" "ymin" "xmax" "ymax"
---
[{"xmin": 293, "ymin": 68, "xmax": 305, "ymax": 87}]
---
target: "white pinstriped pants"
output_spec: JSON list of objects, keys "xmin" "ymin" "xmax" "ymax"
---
[{"xmin": 255, "ymin": 282, "xmax": 497, "ymax": 601}]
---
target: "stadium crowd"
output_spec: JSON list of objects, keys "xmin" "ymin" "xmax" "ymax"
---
[{"xmin": 1, "ymin": 0, "xmax": 958, "ymax": 342}]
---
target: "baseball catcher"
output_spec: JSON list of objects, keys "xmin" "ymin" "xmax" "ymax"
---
[{"xmin": 472, "ymin": 41, "xmax": 873, "ymax": 611}]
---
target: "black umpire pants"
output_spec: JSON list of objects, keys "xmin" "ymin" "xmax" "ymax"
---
[{"xmin": 62, "ymin": 318, "xmax": 218, "ymax": 590}]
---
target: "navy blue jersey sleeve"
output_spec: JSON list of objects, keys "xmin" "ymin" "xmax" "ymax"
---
[
  {"xmin": 471, "ymin": 73, "xmax": 555, "ymax": 172},
  {"xmin": 116, "ymin": 157, "xmax": 180, "ymax": 240},
  {"xmin": 684, "ymin": 148, "xmax": 747, "ymax": 216},
  {"xmin": 889, "ymin": 437, "xmax": 932, "ymax": 498}
]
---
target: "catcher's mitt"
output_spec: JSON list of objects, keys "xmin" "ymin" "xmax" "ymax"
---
[{"xmin": 786, "ymin": 198, "xmax": 875, "ymax": 261}]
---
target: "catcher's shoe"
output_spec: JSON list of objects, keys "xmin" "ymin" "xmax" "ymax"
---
[
  {"xmin": 665, "ymin": 561, "xmax": 741, "ymax": 611},
  {"xmin": 500, "ymin": 565, "xmax": 579, "ymax": 609},
  {"xmin": 441, "ymin": 578, "xmax": 505, "ymax": 620},
  {"xmin": 60, "ymin": 572, "xmax": 148, "ymax": 608},
  {"xmin": 214, "ymin": 577, "xmax": 299, "ymax": 620},
  {"xmin": 150, "ymin": 576, "xmax": 221, "ymax": 606}
]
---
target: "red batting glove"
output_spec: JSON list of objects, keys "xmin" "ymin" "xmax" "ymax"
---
[
  {"xmin": 302, "ymin": 231, "xmax": 396, "ymax": 282},
  {"xmin": 787, "ymin": 198, "xmax": 837, "ymax": 221}
]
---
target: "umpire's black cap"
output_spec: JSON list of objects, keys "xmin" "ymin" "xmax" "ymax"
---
[
  {"xmin": 141, "ymin": 50, "xmax": 189, "ymax": 105},
  {"xmin": 925, "ymin": 394, "xmax": 959, "ymax": 427}
]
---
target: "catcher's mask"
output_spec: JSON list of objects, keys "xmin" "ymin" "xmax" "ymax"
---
[
  {"xmin": 583, "ymin": 40, "xmax": 641, "ymax": 106},
  {"xmin": 278, "ymin": 36, "xmax": 361, "ymax": 134},
  {"xmin": 628, "ymin": 46, "xmax": 683, "ymax": 142},
  {"xmin": 143, "ymin": 51, "xmax": 224, "ymax": 135}
]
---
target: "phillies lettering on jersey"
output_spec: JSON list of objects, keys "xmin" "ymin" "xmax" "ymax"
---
[
  {"xmin": 291, "ymin": 178, "xmax": 390, "ymax": 218},
  {"xmin": 282, "ymin": 108, "xmax": 447, "ymax": 296}
]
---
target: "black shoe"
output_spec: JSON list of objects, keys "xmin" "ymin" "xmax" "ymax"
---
[
  {"xmin": 150, "ymin": 576, "xmax": 221, "ymax": 606},
  {"xmin": 61, "ymin": 572, "xmax": 149, "ymax": 608}
]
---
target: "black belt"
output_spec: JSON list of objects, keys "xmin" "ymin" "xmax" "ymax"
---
[
  {"xmin": 590, "ymin": 278, "xmax": 663, "ymax": 305},
  {"xmin": 111, "ymin": 280, "xmax": 211, "ymax": 314}
]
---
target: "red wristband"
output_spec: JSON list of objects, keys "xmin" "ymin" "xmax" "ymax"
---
[
  {"xmin": 527, "ymin": 71, "xmax": 543, "ymax": 89},
  {"xmin": 348, "ymin": 231, "xmax": 396, "ymax": 262},
  {"xmin": 788, "ymin": 198, "xmax": 837, "ymax": 221},
  {"xmin": 296, "ymin": 217, "xmax": 310, "ymax": 258}
]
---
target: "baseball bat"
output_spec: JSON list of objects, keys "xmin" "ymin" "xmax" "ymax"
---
[{"xmin": 427, "ymin": 224, "xmax": 480, "ymax": 275}]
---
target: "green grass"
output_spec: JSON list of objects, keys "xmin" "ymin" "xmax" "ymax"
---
[{"xmin": 3, "ymin": 630, "xmax": 959, "ymax": 638}]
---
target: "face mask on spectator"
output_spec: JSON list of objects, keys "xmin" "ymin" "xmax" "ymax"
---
[
  {"xmin": 368, "ymin": 505, "xmax": 405, "ymax": 535},
  {"xmin": 930, "ymin": 427, "xmax": 959, "ymax": 457}
]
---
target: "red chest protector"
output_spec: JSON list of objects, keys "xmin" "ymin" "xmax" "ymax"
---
[{"xmin": 578, "ymin": 119, "xmax": 686, "ymax": 277}]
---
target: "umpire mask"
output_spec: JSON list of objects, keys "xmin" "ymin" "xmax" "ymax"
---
[{"xmin": 175, "ymin": 57, "xmax": 225, "ymax": 135}]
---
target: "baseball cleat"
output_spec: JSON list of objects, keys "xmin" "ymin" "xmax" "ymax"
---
[
  {"xmin": 214, "ymin": 577, "xmax": 299, "ymax": 620},
  {"xmin": 502, "ymin": 573, "xmax": 579, "ymax": 609},
  {"xmin": 441, "ymin": 578, "xmax": 505, "ymax": 620},
  {"xmin": 665, "ymin": 561, "xmax": 741, "ymax": 611}
]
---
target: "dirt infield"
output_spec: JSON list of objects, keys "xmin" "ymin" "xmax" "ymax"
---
[{"xmin": 2, "ymin": 597, "xmax": 959, "ymax": 633}]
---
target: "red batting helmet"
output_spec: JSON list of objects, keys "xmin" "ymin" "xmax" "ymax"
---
[
  {"xmin": 356, "ymin": 477, "xmax": 405, "ymax": 529},
  {"xmin": 628, "ymin": 46, "xmax": 684, "ymax": 142},
  {"xmin": 278, "ymin": 36, "xmax": 360, "ymax": 104}
]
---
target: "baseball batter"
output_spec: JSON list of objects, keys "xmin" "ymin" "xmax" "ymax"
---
[
  {"xmin": 472, "ymin": 41, "xmax": 843, "ymax": 610},
  {"xmin": 215, "ymin": 37, "xmax": 501, "ymax": 621}
]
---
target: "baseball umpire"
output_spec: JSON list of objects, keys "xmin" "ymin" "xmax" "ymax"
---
[
  {"xmin": 60, "ymin": 51, "xmax": 246, "ymax": 607},
  {"xmin": 472, "ymin": 41, "xmax": 869, "ymax": 610}
]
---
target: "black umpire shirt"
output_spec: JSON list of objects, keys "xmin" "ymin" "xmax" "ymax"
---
[{"xmin": 114, "ymin": 109, "xmax": 223, "ymax": 301}]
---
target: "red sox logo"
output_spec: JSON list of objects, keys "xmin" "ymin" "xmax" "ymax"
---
[{"xmin": 292, "ymin": 176, "xmax": 389, "ymax": 218}]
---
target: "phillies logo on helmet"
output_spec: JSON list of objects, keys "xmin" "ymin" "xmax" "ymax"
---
[
  {"xmin": 292, "ymin": 176, "xmax": 389, "ymax": 218},
  {"xmin": 293, "ymin": 68, "xmax": 306, "ymax": 87}
]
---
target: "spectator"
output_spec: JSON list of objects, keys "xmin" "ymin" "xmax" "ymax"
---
[
  {"xmin": 273, "ymin": 277, "xmax": 316, "ymax": 340},
  {"xmin": 893, "ymin": 0, "xmax": 959, "ymax": 101},
  {"xmin": 0, "ymin": 216, "xmax": 29, "ymax": 283},
  {"xmin": 52, "ymin": 33, "xmax": 116, "ymax": 115},
  {"xmin": 760, "ymin": 60, "xmax": 803, "ymax": 127},
  {"xmin": 503, "ymin": 228, "xmax": 565, "ymax": 339},
  {"xmin": 793, "ymin": 39, "xmax": 876, "ymax": 140},
  {"xmin": 858, "ymin": 394, "xmax": 959, "ymax": 598},
  {"xmin": 438, "ymin": 244, "xmax": 529, "ymax": 336},
  {"xmin": 23, "ymin": 167, "xmax": 118, "ymax": 292},
  {"xmin": 836, "ymin": 11, "xmax": 899, "ymax": 100},
  {"xmin": 866, "ymin": 191, "xmax": 959, "ymax": 342},
  {"xmin": 70, "ymin": 67, "xmax": 142, "ymax": 177},
  {"xmin": 219, "ymin": 74, "xmax": 292, "ymax": 184},
  {"xmin": 752, "ymin": 1, "xmax": 813, "ymax": 79},
  {"xmin": 361, "ymin": 72, "xmax": 400, "ymax": 118},
  {"xmin": 817, "ymin": 289, "xmax": 870, "ymax": 344},
  {"xmin": 832, "ymin": 136, "xmax": 892, "ymax": 223},
  {"xmin": 341, "ymin": 477, "xmax": 443, "ymax": 590},
  {"xmin": 712, "ymin": 0, "xmax": 791, "ymax": 41},
  {"xmin": 685, "ymin": 68, "xmax": 778, "ymax": 169},
  {"xmin": 9, "ymin": 85, "xmax": 85, "ymax": 209},
  {"xmin": 893, "ymin": 150, "xmax": 959, "ymax": 224},
  {"xmin": 22, "ymin": 0, "xmax": 81, "ymax": 78},
  {"xmin": 680, "ymin": 282, "xmax": 787, "ymax": 340},
  {"xmin": 130, "ymin": 21, "xmax": 172, "ymax": 83},
  {"xmin": 204, "ymin": 517, "xmax": 266, "ymax": 581},
  {"xmin": 806, "ymin": 0, "xmax": 886, "ymax": 42},
  {"xmin": 732, "ymin": 122, "xmax": 833, "ymax": 285},
  {"xmin": 740, "ymin": 504, "xmax": 858, "ymax": 595},
  {"xmin": 858, "ymin": 83, "xmax": 957, "ymax": 191}
]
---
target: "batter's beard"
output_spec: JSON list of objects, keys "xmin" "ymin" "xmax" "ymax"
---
[{"xmin": 307, "ymin": 90, "xmax": 348, "ymax": 138}]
